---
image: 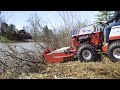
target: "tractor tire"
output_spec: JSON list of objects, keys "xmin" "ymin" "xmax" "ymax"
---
[
  {"xmin": 107, "ymin": 41, "xmax": 120, "ymax": 62},
  {"xmin": 77, "ymin": 44, "xmax": 96, "ymax": 62}
]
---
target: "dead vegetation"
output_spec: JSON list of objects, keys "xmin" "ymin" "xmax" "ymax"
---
[
  {"xmin": 18, "ymin": 55, "xmax": 120, "ymax": 79},
  {"xmin": 0, "ymin": 43, "xmax": 47, "ymax": 79}
]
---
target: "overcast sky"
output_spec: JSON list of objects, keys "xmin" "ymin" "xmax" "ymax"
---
[{"xmin": 1, "ymin": 11, "xmax": 99, "ymax": 30}]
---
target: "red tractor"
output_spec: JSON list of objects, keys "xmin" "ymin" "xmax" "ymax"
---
[
  {"xmin": 72, "ymin": 21, "xmax": 120, "ymax": 62},
  {"xmin": 42, "ymin": 22, "xmax": 120, "ymax": 63}
]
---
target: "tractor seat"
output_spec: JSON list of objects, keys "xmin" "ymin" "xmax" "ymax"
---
[{"xmin": 51, "ymin": 47, "xmax": 70, "ymax": 53}]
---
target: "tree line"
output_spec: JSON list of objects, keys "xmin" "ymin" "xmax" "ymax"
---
[
  {"xmin": 96, "ymin": 11, "xmax": 113, "ymax": 21},
  {"xmin": 0, "ymin": 11, "xmax": 113, "ymax": 42},
  {"xmin": 0, "ymin": 11, "xmax": 32, "ymax": 41},
  {"xmin": 0, "ymin": 22, "xmax": 32, "ymax": 41}
]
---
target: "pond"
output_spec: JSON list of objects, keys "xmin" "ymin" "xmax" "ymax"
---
[{"xmin": 0, "ymin": 42, "xmax": 44, "ymax": 53}]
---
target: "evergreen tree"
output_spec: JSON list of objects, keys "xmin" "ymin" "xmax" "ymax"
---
[
  {"xmin": 6, "ymin": 24, "xmax": 16, "ymax": 39},
  {"xmin": 96, "ymin": 11, "xmax": 114, "ymax": 21},
  {"xmin": 1, "ymin": 22, "xmax": 8, "ymax": 36},
  {"xmin": 43, "ymin": 26, "xmax": 53, "ymax": 37},
  {"xmin": 22, "ymin": 26, "xmax": 26, "ymax": 32}
]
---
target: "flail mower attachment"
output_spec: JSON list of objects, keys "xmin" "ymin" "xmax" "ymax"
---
[{"xmin": 42, "ymin": 46, "xmax": 76, "ymax": 63}]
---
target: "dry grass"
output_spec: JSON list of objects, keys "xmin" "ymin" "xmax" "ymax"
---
[{"xmin": 18, "ymin": 55, "xmax": 120, "ymax": 79}]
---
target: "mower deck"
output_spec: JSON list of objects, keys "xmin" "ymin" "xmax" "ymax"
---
[{"xmin": 42, "ymin": 47, "xmax": 76, "ymax": 63}]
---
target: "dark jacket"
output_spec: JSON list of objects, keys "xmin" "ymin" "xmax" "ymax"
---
[{"xmin": 107, "ymin": 11, "xmax": 120, "ymax": 24}]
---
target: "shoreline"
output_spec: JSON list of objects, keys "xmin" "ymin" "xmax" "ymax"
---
[
  {"xmin": 0, "ymin": 36, "xmax": 34, "ymax": 43},
  {"xmin": 0, "ymin": 39, "xmax": 34, "ymax": 43}
]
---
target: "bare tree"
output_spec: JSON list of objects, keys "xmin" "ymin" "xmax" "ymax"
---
[
  {"xmin": 27, "ymin": 13, "xmax": 44, "ymax": 40},
  {"xmin": 55, "ymin": 11, "xmax": 89, "ymax": 47},
  {"xmin": 0, "ymin": 11, "xmax": 13, "ymax": 23},
  {"xmin": 26, "ymin": 11, "xmax": 89, "ymax": 48}
]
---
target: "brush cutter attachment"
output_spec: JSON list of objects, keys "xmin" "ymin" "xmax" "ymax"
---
[{"xmin": 42, "ymin": 46, "xmax": 76, "ymax": 63}]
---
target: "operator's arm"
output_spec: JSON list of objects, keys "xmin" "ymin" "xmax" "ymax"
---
[{"xmin": 106, "ymin": 11, "xmax": 119, "ymax": 24}]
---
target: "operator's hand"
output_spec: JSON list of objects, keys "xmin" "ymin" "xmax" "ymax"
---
[{"xmin": 101, "ymin": 21, "xmax": 107, "ymax": 24}]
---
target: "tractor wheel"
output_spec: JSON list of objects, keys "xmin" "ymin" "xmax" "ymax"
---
[
  {"xmin": 107, "ymin": 41, "xmax": 120, "ymax": 62},
  {"xmin": 77, "ymin": 44, "xmax": 96, "ymax": 62}
]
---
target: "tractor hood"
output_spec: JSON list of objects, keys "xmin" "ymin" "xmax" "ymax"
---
[{"xmin": 72, "ymin": 23, "xmax": 101, "ymax": 37}]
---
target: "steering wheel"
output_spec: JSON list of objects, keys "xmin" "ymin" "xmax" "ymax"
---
[{"xmin": 96, "ymin": 21, "xmax": 109, "ymax": 27}]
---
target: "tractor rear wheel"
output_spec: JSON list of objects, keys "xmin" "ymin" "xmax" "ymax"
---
[
  {"xmin": 77, "ymin": 44, "xmax": 96, "ymax": 62},
  {"xmin": 107, "ymin": 41, "xmax": 120, "ymax": 62}
]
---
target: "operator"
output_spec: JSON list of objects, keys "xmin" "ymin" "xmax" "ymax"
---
[{"xmin": 102, "ymin": 11, "xmax": 120, "ymax": 46}]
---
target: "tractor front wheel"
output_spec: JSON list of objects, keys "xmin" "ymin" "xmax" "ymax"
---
[
  {"xmin": 107, "ymin": 41, "xmax": 120, "ymax": 62},
  {"xmin": 77, "ymin": 44, "xmax": 96, "ymax": 62}
]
